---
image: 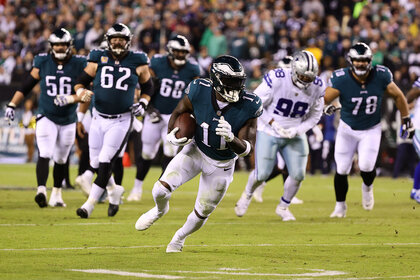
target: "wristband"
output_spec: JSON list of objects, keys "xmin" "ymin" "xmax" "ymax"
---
[
  {"xmin": 77, "ymin": 111, "xmax": 85, "ymax": 122},
  {"xmin": 8, "ymin": 102, "xmax": 16, "ymax": 108},
  {"xmin": 139, "ymin": 97, "xmax": 149, "ymax": 106},
  {"xmin": 237, "ymin": 140, "xmax": 251, "ymax": 157}
]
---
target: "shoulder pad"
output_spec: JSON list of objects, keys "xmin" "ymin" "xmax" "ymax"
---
[
  {"xmin": 131, "ymin": 50, "xmax": 150, "ymax": 66},
  {"xmin": 33, "ymin": 53, "xmax": 49, "ymax": 68},
  {"xmin": 241, "ymin": 91, "xmax": 263, "ymax": 118},
  {"xmin": 87, "ymin": 49, "xmax": 105, "ymax": 63}
]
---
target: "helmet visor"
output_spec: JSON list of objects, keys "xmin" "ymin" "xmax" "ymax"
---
[{"xmin": 220, "ymin": 75, "xmax": 245, "ymax": 90}]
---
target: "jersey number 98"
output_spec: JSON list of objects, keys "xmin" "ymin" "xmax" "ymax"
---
[{"xmin": 274, "ymin": 98, "xmax": 308, "ymax": 118}]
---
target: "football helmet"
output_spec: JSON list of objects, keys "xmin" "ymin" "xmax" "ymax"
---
[
  {"xmin": 48, "ymin": 28, "xmax": 73, "ymax": 60},
  {"xmin": 277, "ymin": 56, "xmax": 293, "ymax": 69},
  {"xmin": 167, "ymin": 35, "xmax": 191, "ymax": 66},
  {"xmin": 210, "ymin": 55, "xmax": 246, "ymax": 103},
  {"xmin": 291, "ymin": 50, "xmax": 318, "ymax": 89},
  {"xmin": 347, "ymin": 42, "xmax": 372, "ymax": 77},
  {"xmin": 105, "ymin": 23, "xmax": 132, "ymax": 57}
]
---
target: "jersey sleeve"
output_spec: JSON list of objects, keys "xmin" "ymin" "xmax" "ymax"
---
[
  {"xmin": 413, "ymin": 77, "xmax": 420, "ymax": 89},
  {"xmin": 330, "ymin": 68, "xmax": 346, "ymax": 90},
  {"xmin": 254, "ymin": 70, "xmax": 275, "ymax": 107},
  {"xmin": 132, "ymin": 51, "xmax": 150, "ymax": 66},
  {"xmin": 32, "ymin": 53, "xmax": 48, "ymax": 68},
  {"xmin": 86, "ymin": 49, "xmax": 102, "ymax": 63},
  {"xmin": 150, "ymin": 55, "xmax": 159, "ymax": 71},
  {"xmin": 375, "ymin": 65, "xmax": 393, "ymax": 86},
  {"xmin": 185, "ymin": 78, "xmax": 202, "ymax": 104},
  {"xmin": 243, "ymin": 91, "xmax": 263, "ymax": 118}
]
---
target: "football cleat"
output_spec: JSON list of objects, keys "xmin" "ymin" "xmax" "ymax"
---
[
  {"xmin": 135, "ymin": 206, "xmax": 168, "ymax": 231},
  {"xmin": 410, "ymin": 189, "xmax": 417, "ymax": 200},
  {"xmin": 76, "ymin": 202, "xmax": 94, "ymax": 219},
  {"xmin": 414, "ymin": 189, "xmax": 420, "ymax": 204},
  {"xmin": 234, "ymin": 192, "xmax": 252, "ymax": 217},
  {"xmin": 166, "ymin": 241, "xmax": 184, "ymax": 253},
  {"xmin": 330, "ymin": 202, "xmax": 347, "ymax": 218},
  {"xmin": 362, "ymin": 186, "xmax": 374, "ymax": 210},
  {"xmin": 252, "ymin": 183, "xmax": 265, "ymax": 203},
  {"xmin": 107, "ymin": 185, "xmax": 124, "ymax": 217},
  {"xmin": 75, "ymin": 175, "xmax": 92, "ymax": 197},
  {"xmin": 291, "ymin": 196, "xmax": 304, "ymax": 204},
  {"xmin": 127, "ymin": 189, "xmax": 142, "ymax": 202},
  {"xmin": 35, "ymin": 186, "xmax": 48, "ymax": 208},
  {"xmin": 275, "ymin": 205, "xmax": 296, "ymax": 221},
  {"xmin": 48, "ymin": 187, "xmax": 67, "ymax": 207}
]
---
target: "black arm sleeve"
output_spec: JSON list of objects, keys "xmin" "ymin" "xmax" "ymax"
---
[
  {"xmin": 19, "ymin": 74, "xmax": 39, "ymax": 96},
  {"xmin": 76, "ymin": 71, "xmax": 94, "ymax": 88},
  {"xmin": 139, "ymin": 77, "xmax": 154, "ymax": 97}
]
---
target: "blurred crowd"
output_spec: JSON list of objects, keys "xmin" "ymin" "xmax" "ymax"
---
[
  {"xmin": 0, "ymin": 0, "xmax": 419, "ymax": 88},
  {"xmin": 1, "ymin": 0, "xmax": 419, "ymax": 176}
]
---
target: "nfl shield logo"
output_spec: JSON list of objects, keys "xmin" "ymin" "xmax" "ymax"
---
[{"xmin": 101, "ymin": 56, "xmax": 109, "ymax": 63}]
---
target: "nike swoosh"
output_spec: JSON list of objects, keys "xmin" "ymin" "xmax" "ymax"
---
[{"xmin": 223, "ymin": 168, "xmax": 232, "ymax": 171}]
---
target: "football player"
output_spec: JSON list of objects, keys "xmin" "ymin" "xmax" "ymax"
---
[
  {"xmin": 325, "ymin": 42, "xmax": 413, "ymax": 218},
  {"xmin": 234, "ymin": 50, "xmax": 325, "ymax": 221},
  {"xmin": 399, "ymin": 77, "xmax": 420, "ymax": 202},
  {"xmin": 127, "ymin": 35, "xmax": 200, "ymax": 201},
  {"xmin": 68, "ymin": 23, "xmax": 154, "ymax": 218},
  {"xmin": 135, "ymin": 55, "xmax": 262, "ymax": 253},
  {"xmin": 4, "ymin": 28, "xmax": 87, "ymax": 208}
]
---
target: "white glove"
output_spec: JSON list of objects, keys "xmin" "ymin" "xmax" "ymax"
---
[
  {"xmin": 54, "ymin": 95, "xmax": 75, "ymax": 106},
  {"xmin": 4, "ymin": 103, "xmax": 16, "ymax": 122},
  {"xmin": 215, "ymin": 116, "xmax": 234, "ymax": 142},
  {"xmin": 166, "ymin": 127, "xmax": 192, "ymax": 146},
  {"xmin": 131, "ymin": 99, "xmax": 148, "ymax": 117},
  {"xmin": 324, "ymin": 104, "xmax": 340, "ymax": 116},
  {"xmin": 271, "ymin": 121, "xmax": 299, "ymax": 139},
  {"xmin": 76, "ymin": 88, "xmax": 93, "ymax": 103},
  {"xmin": 282, "ymin": 127, "xmax": 298, "ymax": 139},
  {"xmin": 312, "ymin": 125, "xmax": 324, "ymax": 142}
]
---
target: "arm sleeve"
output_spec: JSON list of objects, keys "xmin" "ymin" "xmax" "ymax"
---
[{"xmin": 296, "ymin": 97, "xmax": 324, "ymax": 135}]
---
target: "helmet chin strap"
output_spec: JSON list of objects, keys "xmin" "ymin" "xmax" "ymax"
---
[{"xmin": 173, "ymin": 59, "xmax": 186, "ymax": 66}]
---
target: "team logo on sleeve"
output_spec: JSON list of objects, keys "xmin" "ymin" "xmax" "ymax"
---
[{"xmin": 101, "ymin": 56, "xmax": 109, "ymax": 63}]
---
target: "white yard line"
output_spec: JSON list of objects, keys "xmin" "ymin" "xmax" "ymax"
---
[
  {"xmin": 70, "ymin": 269, "xmax": 183, "ymax": 279},
  {"xmin": 2, "ymin": 242, "xmax": 420, "ymax": 251}
]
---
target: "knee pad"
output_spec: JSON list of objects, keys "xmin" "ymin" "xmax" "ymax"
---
[
  {"xmin": 196, "ymin": 203, "xmax": 216, "ymax": 218},
  {"xmin": 360, "ymin": 170, "xmax": 376, "ymax": 186},
  {"xmin": 152, "ymin": 181, "xmax": 171, "ymax": 201},
  {"xmin": 256, "ymin": 169, "xmax": 271, "ymax": 182}
]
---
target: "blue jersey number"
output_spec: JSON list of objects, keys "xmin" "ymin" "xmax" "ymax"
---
[{"xmin": 274, "ymin": 98, "xmax": 308, "ymax": 118}]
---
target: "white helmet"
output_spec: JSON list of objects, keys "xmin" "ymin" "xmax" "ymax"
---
[
  {"xmin": 167, "ymin": 35, "xmax": 191, "ymax": 66},
  {"xmin": 291, "ymin": 50, "xmax": 318, "ymax": 89},
  {"xmin": 48, "ymin": 28, "xmax": 73, "ymax": 60},
  {"xmin": 105, "ymin": 23, "xmax": 132, "ymax": 57},
  {"xmin": 347, "ymin": 42, "xmax": 372, "ymax": 76},
  {"xmin": 277, "ymin": 56, "xmax": 293, "ymax": 69}
]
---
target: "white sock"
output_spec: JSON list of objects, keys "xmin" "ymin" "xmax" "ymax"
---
[
  {"xmin": 83, "ymin": 170, "xmax": 94, "ymax": 183},
  {"xmin": 85, "ymin": 183, "xmax": 105, "ymax": 206},
  {"xmin": 362, "ymin": 183, "xmax": 372, "ymax": 192},
  {"xmin": 336, "ymin": 201, "xmax": 346, "ymax": 208},
  {"xmin": 282, "ymin": 177, "xmax": 301, "ymax": 203},
  {"xmin": 171, "ymin": 211, "xmax": 207, "ymax": 243},
  {"xmin": 152, "ymin": 181, "xmax": 171, "ymax": 216},
  {"xmin": 107, "ymin": 175, "xmax": 116, "ymax": 187},
  {"xmin": 132, "ymin": 179, "xmax": 143, "ymax": 193},
  {"xmin": 245, "ymin": 170, "xmax": 262, "ymax": 197},
  {"xmin": 37, "ymin": 185, "xmax": 47, "ymax": 195}
]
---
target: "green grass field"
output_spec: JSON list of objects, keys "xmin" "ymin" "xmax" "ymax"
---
[{"xmin": 0, "ymin": 163, "xmax": 419, "ymax": 279}]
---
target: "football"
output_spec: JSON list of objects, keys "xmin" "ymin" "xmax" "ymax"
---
[{"xmin": 174, "ymin": 112, "xmax": 196, "ymax": 140}]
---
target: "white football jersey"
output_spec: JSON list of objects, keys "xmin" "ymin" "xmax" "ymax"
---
[
  {"xmin": 255, "ymin": 68, "xmax": 326, "ymax": 136},
  {"xmin": 412, "ymin": 77, "xmax": 420, "ymax": 129}
]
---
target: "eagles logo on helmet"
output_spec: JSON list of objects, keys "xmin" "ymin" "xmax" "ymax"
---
[
  {"xmin": 346, "ymin": 42, "xmax": 372, "ymax": 77},
  {"xmin": 210, "ymin": 55, "xmax": 246, "ymax": 103},
  {"xmin": 167, "ymin": 35, "xmax": 191, "ymax": 66},
  {"xmin": 48, "ymin": 28, "xmax": 73, "ymax": 60},
  {"xmin": 105, "ymin": 23, "xmax": 133, "ymax": 57}
]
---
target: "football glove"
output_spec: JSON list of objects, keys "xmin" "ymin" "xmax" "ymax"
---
[
  {"xmin": 215, "ymin": 116, "xmax": 234, "ymax": 142},
  {"xmin": 54, "ymin": 95, "xmax": 75, "ymax": 106},
  {"xmin": 5, "ymin": 103, "xmax": 16, "ymax": 123},
  {"xmin": 148, "ymin": 107, "xmax": 162, "ymax": 123},
  {"xmin": 166, "ymin": 127, "xmax": 192, "ymax": 146},
  {"xmin": 323, "ymin": 104, "xmax": 340, "ymax": 116},
  {"xmin": 401, "ymin": 116, "xmax": 415, "ymax": 139},
  {"xmin": 131, "ymin": 99, "xmax": 148, "ymax": 117}
]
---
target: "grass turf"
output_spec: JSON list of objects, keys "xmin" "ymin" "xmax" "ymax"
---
[{"xmin": 0, "ymin": 164, "xmax": 419, "ymax": 279}]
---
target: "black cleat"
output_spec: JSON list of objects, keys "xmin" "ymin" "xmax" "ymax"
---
[
  {"xmin": 76, "ymin": 208, "xmax": 88, "ymax": 219},
  {"xmin": 35, "ymin": 193, "xmax": 48, "ymax": 208},
  {"xmin": 108, "ymin": 204, "xmax": 119, "ymax": 217}
]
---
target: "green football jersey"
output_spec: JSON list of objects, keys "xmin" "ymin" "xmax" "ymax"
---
[
  {"xmin": 330, "ymin": 65, "xmax": 392, "ymax": 130},
  {"xmin": 187, "ymin": 78, "xmax": 263, "ymax": 160},
  {"xmin": 87, "ymin": 49, "xmax": 149, "ymax": 115},
  {"xmin": 34, "ymin": 53, "xmax": 87, "ymax": 125},
  {"xmin": 150, "ymin": 54, "xmax": 200, "ymax": 114}
]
